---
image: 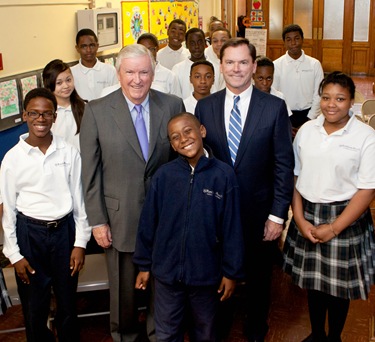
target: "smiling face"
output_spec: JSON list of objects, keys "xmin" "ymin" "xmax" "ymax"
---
[
  {"xmin": 23, "ymin": 96, "xmax": 56, "ymax": 145},
  {"xmin": 221, "ymin": 44, "xmax": 257, "ymax": 94},
  {"xmin": 190, "ymin": 64, "xmax": 214, "ymax": 99},
  {"xmin": 167, "ymin": 23, "xmax": 186, "ymax": 50},
  {"xmin": 284, "ymin": 31, "xmax": 303, "ymax": 59},
  {"xmin": 118, "ymin": 54, "xmax": 154, "ymax": 104},
  {"xmin": 53, "ymin": 69, "xmax": 74, "ymax": 103},
  {"xmin": 320, "ymin": 83, "xmax": 353, "ymax": 130},
  {"xmin": 168, "ymin": 114, "xmax": 206, "ymax": 167}
]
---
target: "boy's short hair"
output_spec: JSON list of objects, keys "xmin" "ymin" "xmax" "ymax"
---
[
  {"xmin": 23, "ymin": 88, "xmax": 57, "ymax": 111},
  {"xmin": 190, "ymin": 60, "xmax": 215, "ymax": 76},
  {"xmin": 168, "ymin": 19, "xmax": 187, "ymax": 31},
  {"xmin": 185, "ymin": 27, "xmax": 205, "ymax": 43},
  {"xmin": 137, "ymin": 33, "xmax": 159, "ymax": 47},
  {"xmin": 168, "ymin": 112, "xmax": 201, "ymax": 132},
  {"xmin": 76, "ymin": 28, "xmax": 98, "ymax": 44},
  {"xmin": 282, "ymin": 24, "xmax": 304, "ymax": 41},
  {"xmin": 255, "ymin": 56, "xmax": 274, "ymax": 70}
]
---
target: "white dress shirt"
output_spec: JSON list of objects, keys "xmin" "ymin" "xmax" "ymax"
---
[
  {"xmin": 294, "ymin": 113, "xmax": 375, "ymax": 203},
  {"xmin": 273, "ymin": 51, "xmax": 324, "ymax": 120},
  {"xmin": 1, "ymin": 134, "xmax": 91, "ymax": 264},
  {"xmin": 183, "ymin": 94, "xmax": 198, "ymax": 114},
  {"xmin": 71, "ymin": 58, "xmax": 118, "ymax": 101}
]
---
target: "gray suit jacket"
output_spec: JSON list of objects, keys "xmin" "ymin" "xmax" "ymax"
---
[{"xmin": 80, "ymin": 88, "xmax": 185, "ymax": 252}]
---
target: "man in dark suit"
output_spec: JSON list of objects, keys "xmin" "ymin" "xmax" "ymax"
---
[
  {"xmin": 195, "ymin": 38, "xmax": 294, "ymax": 342},
  {"xmin": 80, "ymin": 44, "xmax": 185, "ymax": 342}
]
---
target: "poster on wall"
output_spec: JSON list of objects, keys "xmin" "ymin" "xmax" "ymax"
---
[
  {"xmin": 150, "ymin": 1, "xmax": 199, "ymax": 43},
  {"xmin": 122, "ymin": 1, "xmax": 150, "ymax": 46},
  {"xmin": 245, "ymin": 28, "xmax": 267, "ymax": 56},
  {"xmin": 121, "ymin": 1, "xmax": 198, "ymax": 45}
]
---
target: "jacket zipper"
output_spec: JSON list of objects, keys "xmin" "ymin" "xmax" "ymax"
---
[{"xmin": 179, "ymin": 167, "xmax": 194, "ymax": 282}]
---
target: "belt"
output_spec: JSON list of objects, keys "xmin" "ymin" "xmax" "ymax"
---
[{"xmin": 18, "ymin": 212, "xmax": 72, "ymax": 228}]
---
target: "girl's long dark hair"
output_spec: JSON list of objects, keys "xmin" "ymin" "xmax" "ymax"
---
[{"xmin": 43, "ymin": 59, "xmax": 85, "ymax": 134}]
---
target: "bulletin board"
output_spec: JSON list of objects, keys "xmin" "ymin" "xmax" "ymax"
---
[
  {"xmin": 121, "ymin": 1, "xmax": 199, "ymax": 45},
  {"xmin": 0, "ymin": 71, "xmax": 41, "ymax": 132}
]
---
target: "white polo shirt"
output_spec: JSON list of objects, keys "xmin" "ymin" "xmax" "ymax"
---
[
  {"xmin": 273, "ymin": 51, "xmax": 324, "ymax": 120},
  {"xmin": 1, "ymin": 134, "xmax": 91, "ymax": 264},
  {"xmin": 294, "ymin": 113, "xmax": 375, "ymax": 203},
  {"xmin": 71, "ymin": 58, "xmax": 118, "ymax": 101},
  {"xmin": 157, "ymin": 45, "xmax": 190, "ymax": 70}
]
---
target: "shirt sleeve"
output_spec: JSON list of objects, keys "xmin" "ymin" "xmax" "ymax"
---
[
  {"xmin": 69, "ymin": 148, "xmax": 91, "ymax": 248},
  {"xmin": 1, "ymin": 158, "xmax": 23, "ymax": 264}
]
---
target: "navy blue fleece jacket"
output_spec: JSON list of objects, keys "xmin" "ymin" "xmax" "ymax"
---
[{"xmin": 133, "ymin": 154, "xmax": 245, "ymax": 286}]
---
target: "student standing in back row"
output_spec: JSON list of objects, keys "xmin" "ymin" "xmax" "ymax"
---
[
  {"xmin": 71, "ymin": 28, "xmax": 118, "ymax": 101},
  {"xmin": 157, "ymin": 19, "xmax": 189, "ymax": 70},
  {"xmin": 273, "ymin": 24, "xmax": 324, "ymax": 133}
]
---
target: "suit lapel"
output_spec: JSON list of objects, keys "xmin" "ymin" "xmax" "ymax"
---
[
  {"xmin": 214, "ymin": 90, "xmax": 233, "ymax": 165},
  {"xmin": 234, "ymin": 88, "xmax": 265, "ymax": 167},
  {"xmin": 109, "ymin": 89, "xmax": 145, "ymax": 162},
  {"xmin": 148, "ymin": 90, "xmax": 165, "ymax": 162}
]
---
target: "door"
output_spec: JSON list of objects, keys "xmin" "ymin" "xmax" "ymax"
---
[{"xmin": 266, "ymin": 0, "xmax": 373, "ymax": 75}]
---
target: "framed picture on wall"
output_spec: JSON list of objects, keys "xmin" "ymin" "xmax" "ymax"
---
[{"xmin": 0, "ymin": 78, "xmax": 23, "ymax": 132}]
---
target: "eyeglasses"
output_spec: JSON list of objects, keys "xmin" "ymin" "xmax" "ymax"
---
[
  {"xmin": 79, "ymin": 43, "xmax": 98, "ymax": 50},
  {"xmin": 26, "ymin": 111, "xmax": 56, "ymax": 119}
]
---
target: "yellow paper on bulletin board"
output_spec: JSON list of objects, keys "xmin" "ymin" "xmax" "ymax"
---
[
  {"xmin": 150, "ymin": 1, "xmax": 199, "ymax": 43},
  {"xmin": 122, "ymin": 1, "xmax": 150, "ymax": 46}
]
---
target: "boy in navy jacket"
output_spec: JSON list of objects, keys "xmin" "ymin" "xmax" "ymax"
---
[{"xmin": 133, "ymin": 112, "xmax": 244, "ymax": 341}]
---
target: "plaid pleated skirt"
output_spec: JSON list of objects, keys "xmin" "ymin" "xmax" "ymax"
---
[
  {"xmin": 0, "ymin": 268, "xmax": 12, "ymax": 315},
  {"xmin": 283, "ymin": 199, "xmax": 375, "ymax": 300}
]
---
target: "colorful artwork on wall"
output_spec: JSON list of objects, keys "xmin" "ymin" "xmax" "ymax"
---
[{"xmin": 121, "ymin": 1, "xmax": 198, "ymax": 45}]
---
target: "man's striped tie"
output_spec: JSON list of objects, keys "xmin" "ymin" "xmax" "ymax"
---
[{"xmin": 228, "ymin": 95, "xmax": 242, "ymax": 165}]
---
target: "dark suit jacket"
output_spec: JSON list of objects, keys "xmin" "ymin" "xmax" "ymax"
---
[
  {"xmin": 195, "ymin": 87, "xmax": 294, "ymax": 243},
  {"xmin": 80, "ymin": 88, "xmax": 185, "ymax": 252}
]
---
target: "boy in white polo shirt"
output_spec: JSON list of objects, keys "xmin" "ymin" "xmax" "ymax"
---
[{"xmin": 1, "ymin": 88, "xmax": 91, "ymax": 341}]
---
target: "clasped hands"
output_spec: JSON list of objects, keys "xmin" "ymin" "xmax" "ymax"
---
[{"xmin": 300, "ymin": 222, "xmax": 337, "ymax": 243}]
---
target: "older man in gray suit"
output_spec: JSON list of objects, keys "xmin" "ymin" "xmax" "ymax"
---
[{"xmin": 80, "ymin": 44, "xmax": 185, "ymax": 342}]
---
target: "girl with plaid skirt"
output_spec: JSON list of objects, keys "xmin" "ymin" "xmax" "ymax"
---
[{"xmin": 283, "ymin": 71, "xmax": 375, "ymax": 342}]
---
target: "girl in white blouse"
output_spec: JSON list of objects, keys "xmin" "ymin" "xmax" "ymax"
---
[{"xmin": 43, "ymin": 59, "xmax": 85, "ymax": 151}]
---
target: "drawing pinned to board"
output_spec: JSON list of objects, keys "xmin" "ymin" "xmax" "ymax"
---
[
  {"xmin": 122, "ymin": 2, "xmax": 149, "ymax": 46},
  {"xmin": 0, "ymin": 79, "xmax": 20, "ymax": 119}
]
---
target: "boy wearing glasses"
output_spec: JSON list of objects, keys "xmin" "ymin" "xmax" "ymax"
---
[
  {"xmin": 0, "ymin": 88, "xmax": 91, "ymax": 341},
  {"xmin": 71, "ymin": 28, "xmax": 118, "ymax": 101}
]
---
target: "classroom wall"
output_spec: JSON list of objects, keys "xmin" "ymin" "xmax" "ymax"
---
[{"xmin": 0, "ymin": 0, "xmax": 221, "ymax": 79}]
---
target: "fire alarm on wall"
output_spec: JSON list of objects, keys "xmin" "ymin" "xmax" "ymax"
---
[{"xmin": 0, "ymin": 53, "xmax": 3, "ymax": 70}]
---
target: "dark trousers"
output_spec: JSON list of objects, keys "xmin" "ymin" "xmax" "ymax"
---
[
  {"xmin": 105, "ymin": 249, "xmax": 155, "ymax": 342},
  {"xmin": 307, "ymin": 290, "xmax": 350, "ymax": 342},
  {"xmin": 16, "ymin": 212, "xmax": 79, "ymax": 342},
  {"xmin": 154, "ymin": 279, "xmax": 218, "ymax": 342},
  {"xmin": 244, "ymin": 240, "xmax": 281, "ymax": 340}
]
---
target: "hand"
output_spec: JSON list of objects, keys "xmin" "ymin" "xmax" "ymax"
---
[
  {"xmin": 298, "ymin": 221, "xmax": 320, "ymax": 244},
  {"xmin": 217, "ymin": 277, "xmax": 236, "ymax": 302},
  {"xmin": 70, "ymin": 247, "xmax": 85, "ymax": 276},
  {"xmin": 263, "ymin": 219, "xmax": 283, "ymax": 241},
  {"xmin": 312, "ymin": 224, "xmax": 336, "ymax": 243},
  {"xmin": 13, "ymin": 258, "xmax": 35, "ymax": 284},
  {"xmin": 93, "ymin": 224, "xmax": 112, "ymax": 248},
  {"xmin": 135, "ymin": 271, "xmax": 150, "ymax": 290}
]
